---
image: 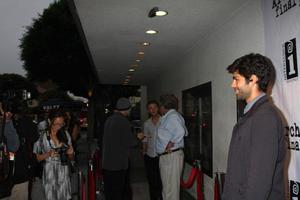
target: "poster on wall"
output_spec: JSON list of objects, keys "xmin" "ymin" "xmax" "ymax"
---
[{"xmin": 262, "ymin": 0, "xmax": 300, "ymax": 198}]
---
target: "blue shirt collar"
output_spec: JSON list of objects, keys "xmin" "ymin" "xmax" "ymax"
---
[{"xmin": 243, "ymin": 93, "xmax": 266, "ymax": 114}]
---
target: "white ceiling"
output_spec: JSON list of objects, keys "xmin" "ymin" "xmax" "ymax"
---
[{"xmin": 71, "ymin": 0, "xmax": 249, "ymax": 85}]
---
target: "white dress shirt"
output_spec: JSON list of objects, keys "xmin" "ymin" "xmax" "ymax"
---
[{"xmin": 143, "ymin": 117, "xmax": 160, "ymax": 157}]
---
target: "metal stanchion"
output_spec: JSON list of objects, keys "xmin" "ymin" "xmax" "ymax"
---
[{"xmin": 88, "ymin": 159, "xmax": 96, "ymax": 200}]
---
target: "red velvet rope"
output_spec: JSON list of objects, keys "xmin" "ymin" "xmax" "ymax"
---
[
  {"xmin": 180, "ymin": 167, "xmax": 204, "ymax": 200},
  {"xmin": 180, "ymin": 167, "xmax": 198, "ymax": 188},
  {"xmin": 81, "ymin": 175, "xmax": 86, "ymax": 200}
]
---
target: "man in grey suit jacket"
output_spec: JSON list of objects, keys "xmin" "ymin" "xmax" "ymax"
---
[{"xmin": 222, "ymin": 53, "xmax": 286, "ymax": 200}]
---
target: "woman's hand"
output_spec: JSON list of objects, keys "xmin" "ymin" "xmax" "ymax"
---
[
  {"xmin": 67, "ymin": 145, "xmax": 75, "ymax": 160},
  {"xmin": 67, "ymin": 145, "xmax": 74, "ymax": 155},
  {"xmin": 36, "ymin": 149, "xmax": 58, "ymax": 161},
  {"xmin": 48, "ymin": 149, "xmax": 59, "ymax": 158}
]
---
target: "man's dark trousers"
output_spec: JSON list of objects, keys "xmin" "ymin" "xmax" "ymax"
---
[
  {"xmin": 103, "ymin": 168, "xmax": 132, "ymax": 200},
  {"xmin": 144, "ymin": 154, "xmax": 162, "ymax": 200}
]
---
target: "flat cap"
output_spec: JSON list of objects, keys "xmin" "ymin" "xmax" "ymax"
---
[{"xmin": 116, "ymin": 97, "xmax": 131, "ymax": 111}]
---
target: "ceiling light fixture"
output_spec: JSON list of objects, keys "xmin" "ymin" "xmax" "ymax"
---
[
  {"xmin": 129, "ymin": 68, "xmax": 135, "ymax": 72},
  {"xmin": 156, "ymin": 10, "xmax": 168, "ymax": 17},
  {"xmin": 148, "ymin": 7, "xmax": 168, "ymax": 18},
  {"xmin": 141, "ymin": 42, "xmax": 150, "ymax": 46},
  {"xmin": 146, "ymin": 29, "xmax": 158, "ymax": 34}
]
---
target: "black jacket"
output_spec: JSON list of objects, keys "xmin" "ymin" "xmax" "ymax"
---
[
  {"xmin": 0, "ymin": 120, "xmax": 19, "ymax": 198},
  {"xmin": 102, "ymin": 112, "xmax": 137, "ymax": 170},
  {"xmin": 223, "ymin": 96, "xmax": 286, "ymax": 200},
  {"xmin": 13, "ymin": 115, "xmax": 39, "ymax": 184}
]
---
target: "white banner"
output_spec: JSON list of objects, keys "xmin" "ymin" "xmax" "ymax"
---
[{"xmin": 262, "ymin": 0, "xmax": 300, "ymax": 198}]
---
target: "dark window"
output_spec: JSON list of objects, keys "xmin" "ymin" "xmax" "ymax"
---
[{"xmin": 182, "ymin": 82, "xmax": 212, "ymax": 177}]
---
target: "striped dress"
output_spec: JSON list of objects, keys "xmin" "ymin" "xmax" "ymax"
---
[{"xmin": 33, "ymin": 132, "xmax": 72, "ymax": 200}]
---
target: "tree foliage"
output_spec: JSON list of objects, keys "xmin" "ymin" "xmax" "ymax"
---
[
  {"xmin": 0, "ymin": 73, "xmax": 36, "ymax": 95},
  {"xmin": 19, "ymin": 0, "xmax": 95, "ymax": 96}
]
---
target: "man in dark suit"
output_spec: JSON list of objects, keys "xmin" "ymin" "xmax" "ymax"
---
[
  {"xmin": 222, "ymin": 53, "xmax": 286, "ymax": 200},
  {"xmin": 102, "ymin": 97, "xmax": 142, "ymax": 200},
  {"xmin": 0, "ymin": 105, "xmax": 20, "ymax": 199}
]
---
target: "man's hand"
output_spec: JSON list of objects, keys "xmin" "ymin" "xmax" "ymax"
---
[
  {"xmin": 5, "ymin": 112, "xmax": 13, "ymax": 121},
  {"xmin": 0, "ymin": 103, "xmax": 13, "ymax": 120},
  {"xmin": 0, "ymin": 102, "xmax": 3, "ymax": 116},
  {"xmin": 137, "ymin": 132, "xmax": 145, "ymax": 140},
  {"xmin": 165, "ymin": 142, "xmax": 174, "ymax": 153}
]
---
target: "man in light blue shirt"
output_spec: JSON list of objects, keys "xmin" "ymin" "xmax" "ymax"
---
[{"xmin": 156, "ymin": 94, "xmax": 188, "ymax": 200}]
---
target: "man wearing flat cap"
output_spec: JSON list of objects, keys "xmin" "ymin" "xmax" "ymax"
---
[{"xmin": 102, "ymin": 97, "xmax": 137, "ymax": 200}]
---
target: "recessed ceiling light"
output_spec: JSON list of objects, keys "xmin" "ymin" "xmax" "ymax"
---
[
  {"xmin": 146, "ymin": 29, "xmax": 158, "ymax": 34},
  {"xmin": 155, "ymin": 10, "xmax": 168, "ymax": 16},
  {"xmin": 141, "ymin": 42, "xmax": 150, "ymax": 46},
  {"xmin": 129, "ymin": 68, "xmax": 135, "ymax": 72}
]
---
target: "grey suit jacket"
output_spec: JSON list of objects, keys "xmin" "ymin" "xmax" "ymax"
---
[
  {"xmin": 0, "ymin": 120, "xmax": 19, "ymax": 152},
  {"xmin": 222, "ymin": 96, "xmax": 286, "ymax": 200}
]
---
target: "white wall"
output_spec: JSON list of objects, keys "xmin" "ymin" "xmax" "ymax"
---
[
  {"xmin": 140, "ymin": 85, "xmax": 148, "ymax": 122},
  {"xmin": 148, "ymin": 0, "xmax": 265, "ymax": 199}
]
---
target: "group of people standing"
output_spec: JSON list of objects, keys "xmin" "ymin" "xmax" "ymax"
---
[
  {"xmin": 102, "ymin": 53, "xmax": 287, "ymax": 200},
  {"xmin": 0, "ymin": 52, "xmax": 286, "ymax": 200},
  {"xmin": 0, "ymin": 107, "xmax": 79, "ymax": 200},
  {"xmin": 102, "ymin": 94, "xmax": 188, "ymax": 200},
  {"xmin": 0, "ymin": 54, "xmax": 286, "ymax": 200}
]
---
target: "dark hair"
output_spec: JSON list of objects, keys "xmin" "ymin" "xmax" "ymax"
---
[
  {"xmin": 48, "ymin": 109, "xmax": 65, "ymax": 125},
  {"xmin": 159, "ymin": 94, "xmax": 178, "ymax": 110},
  {"xmin": 147, "ymin": 100, "xmax": 159, "ymax": 108},
  {"xmin": 227, "ymin": 53, "xmax": 276, "ymax": 92},
  {"xmin": 47, "ymin": 109, "xmax": 67, "ymax": 144},
  {"xmin": 57, "ymin": 127, "xmax": 68, "ymax": 145}
]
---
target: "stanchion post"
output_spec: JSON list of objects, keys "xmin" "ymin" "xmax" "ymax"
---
[
  {"xmin": 78, "ymin": 171, "xmax": 82, "ymax": 200},
  {"xmin": 193, "ymin": 159, "xmax": 201, "ymax": 170},
  {"xmin": 88, "ymin": 158, "xmax": 96, "ymax": 200}
]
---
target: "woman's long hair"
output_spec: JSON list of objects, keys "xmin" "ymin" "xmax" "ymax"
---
[{"xmin": 47, "ymin": 109, "xmax": 68, "ymax": 144}]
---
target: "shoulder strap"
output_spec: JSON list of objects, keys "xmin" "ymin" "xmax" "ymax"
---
[
  {"xmin": 38, "ymin": 132, "xmax": 46, "ymax": 152},
  {"xmin": 0, "ymin": 116, "xmax": 6, "ymax": 144}
]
